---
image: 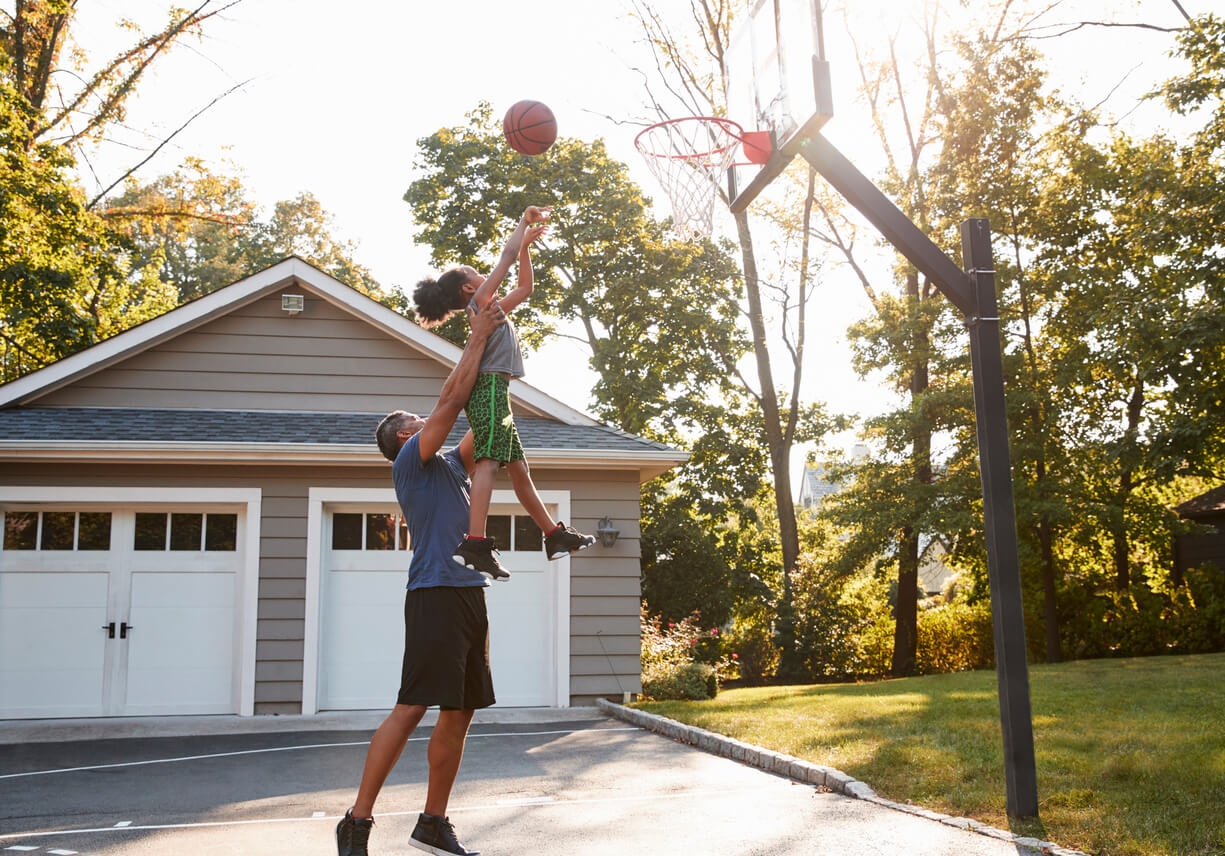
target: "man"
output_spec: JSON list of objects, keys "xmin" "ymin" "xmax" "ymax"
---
[{"xmin": 335, "ymin": 291, "xmax": 513, "ymax": 856}]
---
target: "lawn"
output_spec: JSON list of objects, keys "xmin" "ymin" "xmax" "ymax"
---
[{"xmin": 632, "ymin": 652, "xmax": 1225, "ymax": 856}]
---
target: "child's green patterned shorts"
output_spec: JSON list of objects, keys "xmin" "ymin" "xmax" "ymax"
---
[{"xmin": 466, "ymin": 372, "xmax": 525, "ymax": 464}]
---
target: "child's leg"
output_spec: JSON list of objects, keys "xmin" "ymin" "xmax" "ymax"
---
[
  {"xmin": 505, "ymin": 459, "xmax": 557, "ymax": 533},
  {"xmin": 468, "ymin": 458, "xmax": 499, "ymax": 538}
]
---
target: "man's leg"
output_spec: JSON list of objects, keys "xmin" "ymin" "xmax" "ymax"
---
[
  {"xmin": 424, "ymin": 708, "xmax": 476, "ymax": 816},
  {"xmin": 352, "ymin": 703, "xmax": 428, "ymax": 817}
]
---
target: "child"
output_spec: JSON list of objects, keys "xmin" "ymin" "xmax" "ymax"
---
[{"xmin": 412, "ymin": 206, "xmax": 595, "ymax": 579}]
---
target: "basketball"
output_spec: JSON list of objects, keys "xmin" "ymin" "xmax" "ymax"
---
[{"xmin": 503, "ymin": 100, "xmax": 557, "ymax": 156}]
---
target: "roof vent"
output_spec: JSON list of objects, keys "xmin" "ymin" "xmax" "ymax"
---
[{"xmin": 281, "ymin": 294, "xmax": 305, "ymax": 315}]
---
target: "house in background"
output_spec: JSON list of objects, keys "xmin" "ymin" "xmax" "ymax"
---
[
  {"xmin": 1174, "ymin": 485, "xmax": 1225, "ymax": 584},
  {"xmin": 0, "ymin": 258, "xmax": 686, "ymax": 720}
]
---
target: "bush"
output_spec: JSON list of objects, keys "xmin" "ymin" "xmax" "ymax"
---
[
  {"xmin": 723, "ymin": 615, "xmax": 779, "ymax": 685},
  {"xmin": 641, "ymin": 661, "xmax": 716, "ymax": 701},
  {"xmin": 792, "ymin": 556, "xmax": 893, "ymax": 680},
  {"xmin": 916, "ymin": 599, "xmax": 995, "ymax": 674},
  {"xmin": 639, "ymin": 605, "xmax": 734, "ymax": 700}
]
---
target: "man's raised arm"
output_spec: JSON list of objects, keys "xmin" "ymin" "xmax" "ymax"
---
[{"xmin": 415, "ymin": 299, "xmax": 506, "ymax": 461}]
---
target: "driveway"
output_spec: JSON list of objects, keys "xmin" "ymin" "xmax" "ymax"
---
[{"xmin": 0, "ymin": 708, "xmax": 1059, "ymax": 855}]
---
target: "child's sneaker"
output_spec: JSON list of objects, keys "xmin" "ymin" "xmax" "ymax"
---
[
  {"xmin": 452, "ymin": 536, "xmax": 510, "ymax": 581},
  {"xmin": 409, "ymin": 812, "xmax": 479, "ymax": 856},
  {"xmin": 336, "ymin": 809, "xmax": 373, "ymax": 856},
  {"xmin": 545, "ymin": 522, "xmax": 596, "ymax": 560}
]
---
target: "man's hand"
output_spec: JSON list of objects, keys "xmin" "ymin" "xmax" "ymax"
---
[{"xmin": 466, "ymin": 297, "xmax": 506, "ymax": 343}]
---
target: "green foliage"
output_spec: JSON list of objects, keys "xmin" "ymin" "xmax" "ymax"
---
[
  {"xmin": 915, "ymin": 597, "xmax": 995, "ymax": 675},
  {"xmin": 722, "ymin": 614, "xmax": 779, "ymax": 686},
  {"xmin": 639, "ymin": 607, "xmax": 733, "ymax": 701},
  {"xmin": 105, "ymin": 161, "xmax": 388, "ymax": 304},
  {"xmin": 791, "ymin": 554, "xmax": 893, "ymax": 680}
]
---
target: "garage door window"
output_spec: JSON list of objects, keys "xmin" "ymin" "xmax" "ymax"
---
[
  {"xmin": 2, "ymin": 510, "xmax": 113, "ymax": 551},
  {"xmin": 483, "ymin": 514, "xmax": 543, "ymax": 552},
  {"xmin": 332, "ymin": 512, "xmax": 410, "ymax": 551},
  {"xmin": 133, "ymin": 512, "xmax": 238, "ymax": 551}
]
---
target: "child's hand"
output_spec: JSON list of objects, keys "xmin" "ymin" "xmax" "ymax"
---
[
  {"xmin": 523, "ymin": 205, "xmax": 552, "ymax": 225},
  {"xmin": 522, "ymin": 223, "xmax": 549, "ymax": 249}
]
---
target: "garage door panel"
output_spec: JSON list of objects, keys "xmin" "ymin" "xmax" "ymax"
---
[
  {"xmin": 318, "ymin": 569, "xmax": 404, "ymax": 710},
  {"xmin": 125, "ymin": 572, "xmax": 235, "ymax": 713},
  {"xmin": 0, "ymin": 572, "xmax": 109, "ymax": 717},
  {"xmin": 486, "ymin": 567, "xmax": 553, "ymax": 707}
]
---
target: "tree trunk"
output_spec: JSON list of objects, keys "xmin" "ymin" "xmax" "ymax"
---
[
  {"xmin": 733, "ymin": 209, "xmax": 802, "ymax": 680},
  {"xmin": 893, "ymin": 525, "xmax": 920, "ymax": 676},
  {"xmin": 1039, "ymin": 515, "xmax": 1061, "ymax": 662}
]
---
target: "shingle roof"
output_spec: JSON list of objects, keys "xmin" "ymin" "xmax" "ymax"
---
[
  {"xmin": 1177, "ymin": 485, "xmax": 1225, "ymax": 520},
  {"xmin": 0, "ymin": 407, "xmax": 674, "ymax": 454}
]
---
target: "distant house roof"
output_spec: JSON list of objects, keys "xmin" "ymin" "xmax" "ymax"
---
[
  {"xmin": 1177, "ymin": 485, "xmax": 1225, "ymax": 520},
  {"xmin": 798, "ymin": 463, "xmax": 840, "ymax": 508}
]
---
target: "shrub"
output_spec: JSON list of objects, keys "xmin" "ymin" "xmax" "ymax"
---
[
  {"xmin": 639, "ymin": 605, "xmax": 734, "ymax": 700},
  {"xmin": 641, "ymin": 661, "xmax": 716, "ymax": 701},
  {"xmin": 916, "ymin": 598, "xmax": 995, "ymax": 674},
  {"xmin": 723, "ymin": 615, "xmax": 779, "ymax": 685}
]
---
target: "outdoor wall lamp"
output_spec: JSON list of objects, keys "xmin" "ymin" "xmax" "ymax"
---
[{"xmin": 596, "ymin": 516, "xmax": 620, "ymax": 548}]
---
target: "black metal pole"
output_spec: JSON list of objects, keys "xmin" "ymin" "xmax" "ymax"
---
[
  {"xmin": 795, "ymin": 133, "xmax": 1040, "ymax": 818},
  {"xmin": 961, "ymin": 218, "xmax": 1039, "ymax": 819}
]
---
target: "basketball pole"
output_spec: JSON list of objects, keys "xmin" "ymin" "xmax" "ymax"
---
[{"xmin": 791, "ymin": 133, "xmax": 1040, "ymax": 819}]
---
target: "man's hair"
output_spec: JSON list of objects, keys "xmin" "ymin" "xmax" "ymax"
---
[
  {"xmin": 412, "ymin": 267, "xmax": 471, "ymax": 327},
  {"xmin": 376, "ymin": 410, "xmax": 412, "ymax": 462}
]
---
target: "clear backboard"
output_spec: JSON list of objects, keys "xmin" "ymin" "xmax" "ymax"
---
[{"xmin": 725, "ymin": 0, "xmax": 834, "ymax": 211}]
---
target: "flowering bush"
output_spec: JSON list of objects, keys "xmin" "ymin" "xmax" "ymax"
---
[{"xmin": 639, "ymin": 606, "xmax": 736, "ymax": 700}]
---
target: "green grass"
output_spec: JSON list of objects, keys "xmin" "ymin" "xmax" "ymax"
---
[{"xmin": 632, "ymin": 653, "xmax": 1225, "ymax": 856}]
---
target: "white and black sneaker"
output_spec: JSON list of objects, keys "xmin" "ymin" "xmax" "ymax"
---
[
  {"xmin": 452, "ymin": 536, "xmax": 510, "ymax": 581},
  {"xmin": 409, "ymin": 812, "xmax": 479, "ymax": 856},
  {"xmin": 545, "ymin": 522, "xmax": 596, "ymax": 560}
]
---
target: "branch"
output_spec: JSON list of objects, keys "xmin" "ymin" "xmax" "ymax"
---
[{"xmin": 87, "ymin": 78, "xmax": 251, "ymax": 209}]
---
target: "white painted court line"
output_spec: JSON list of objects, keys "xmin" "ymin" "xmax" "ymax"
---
[
  {"xmin": 0, "ymin": 784, "xmax": 783, "ymax": 842},
  {"xmin": 0, "ymin": 726, "xmax": 638, "ymax": 781}
]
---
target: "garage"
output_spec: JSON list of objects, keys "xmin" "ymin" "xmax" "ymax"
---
[
  {"xmin": 0, "ymin": 488, "xmax": 261, "ymax": 719},
  {"xmin": 307, "ymin": 488, "xmax": 569, "ymax": 712}
]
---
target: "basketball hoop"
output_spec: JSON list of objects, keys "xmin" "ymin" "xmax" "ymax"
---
[{"xmin": 635, "ymin": 117, "xmax": 768, "ymax": 240}]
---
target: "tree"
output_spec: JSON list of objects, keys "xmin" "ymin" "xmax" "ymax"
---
[
  {"xmin": 104, "ymin": 160, "xmax": 386, "ymax": 303},
  {"xmin": 630, "ymin": 0, "xmax": 839, "ymax": 678},
  {"xmin": 1, "ymin": 1, "xmax": 247, "ymax": 377}
]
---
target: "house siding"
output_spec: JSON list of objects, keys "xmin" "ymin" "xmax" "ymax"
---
[
  {"xmin": 35, "ymin": 290, "xmax": 454, "ymax": 415},
  {"xmin": 1, "ymin": 458, "xmax": 644, "ymax": 710}
]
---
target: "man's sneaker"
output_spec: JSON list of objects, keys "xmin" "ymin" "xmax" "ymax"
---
[
  {"xmin": 545, "ymin": 522, "xmax": 597, "ymax": 560},
  {"xmin": 452, "ymin": 536, "xmax": 510, "ymax": 581},
  {"xmin": 409, "ymin": 812, "xmax": 479, "ymax": 856},
  {"xmin": 336, "ymin": 809, "xmax": 373, "ymax": 856}
]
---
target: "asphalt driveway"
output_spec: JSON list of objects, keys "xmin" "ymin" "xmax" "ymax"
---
[{"xmin": 0, "ymin": 708, "xmax": 1058, "ymax": 856}]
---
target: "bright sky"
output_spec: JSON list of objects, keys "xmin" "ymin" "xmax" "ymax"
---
[{"xmin": 67, "ymin": 0, "xmax": 1207, "ymax": 476}]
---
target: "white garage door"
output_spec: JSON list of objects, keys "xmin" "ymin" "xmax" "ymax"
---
[
  {"xmin": 0, "ymin": 506, "xmax": 247, "ymax": 719},
  {"xmin": 317, "ymin": 500, "xmax": 562, "ymax": 710}
]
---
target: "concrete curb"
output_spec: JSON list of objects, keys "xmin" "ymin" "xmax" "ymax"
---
[{"xmin": 596, "ymin": 699, "xmax": 1087, "ymax": 856}]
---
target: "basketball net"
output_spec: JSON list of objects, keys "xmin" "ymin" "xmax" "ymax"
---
[{"xmin": 635, "ymin": 117, "xmax": 745, "ymax": 240}]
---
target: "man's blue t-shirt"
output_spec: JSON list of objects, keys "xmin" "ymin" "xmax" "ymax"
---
[{"xmin": 392, "ymin": 434, "xmax": 488, "ymax": 590}]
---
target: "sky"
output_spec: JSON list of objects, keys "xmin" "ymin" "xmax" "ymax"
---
[{"xmin": 64, "ymin": 0, "xmax": 1208, "ymax": 478}]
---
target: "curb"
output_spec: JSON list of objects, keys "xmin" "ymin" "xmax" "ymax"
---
[{"xmin": 595, "ymin": 699, "xmax": 1087, "ymax": 856}]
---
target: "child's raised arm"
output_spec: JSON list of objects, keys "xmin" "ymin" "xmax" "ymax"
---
[
  {"xmin": 470, "ymin": 206, "xmax": 551, "ymax": 309},
  {"xmin": 498, "ymin": 221, "xmax": 548, "ymax": 315}
]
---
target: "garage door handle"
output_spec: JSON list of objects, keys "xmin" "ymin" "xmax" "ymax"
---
[
  {"xmin": 102, "ymin": 622, "xmax": 116, "ymax": 639},
  {"xmin": 120, "ymin": 622, "xmax": 133, "ymax": 639}
]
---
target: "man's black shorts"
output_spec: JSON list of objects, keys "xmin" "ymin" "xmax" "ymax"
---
[{"xmin": 397, "ymin": 586, "xmax": 496, "ymax": 710}]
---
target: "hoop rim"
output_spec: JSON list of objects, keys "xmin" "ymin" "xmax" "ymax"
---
[{"xmin": 633, "ymin": 116, "xmax": 747, "ymax": 160}]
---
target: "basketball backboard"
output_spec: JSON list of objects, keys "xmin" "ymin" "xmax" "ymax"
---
[{"xmin": 725, "ymin": 0, "xmax": 834, "ymax": 211}]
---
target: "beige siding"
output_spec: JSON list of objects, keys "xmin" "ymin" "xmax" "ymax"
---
[
  {"xmin": 517, "ymin": 467, "xmax": 644, "ymax": 703},
  {"xmin": 35, "ymin": 290, "xmax": 454, "ymax": 414}
]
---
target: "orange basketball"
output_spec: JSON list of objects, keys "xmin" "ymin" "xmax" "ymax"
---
[{"xmin": 503, "ymin": 100, "xmax": 557, "ymax": 156}]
